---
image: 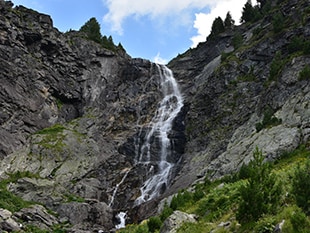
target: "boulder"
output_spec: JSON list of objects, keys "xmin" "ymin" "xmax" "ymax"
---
[
  {"xmin": 0, "ymin": 208, "xmax": 21, "ymax": 232},
  {"xmin": 160, "ymin": 211, "xmax": 197, "ymax": 233}
]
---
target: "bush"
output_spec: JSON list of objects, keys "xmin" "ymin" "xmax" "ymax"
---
[
  {"xmin": 147, "ymin": 216, "xmax": 162, "ymax": 233},
  {"xmin": 236, "ymin": 147, "xmax": 283, "ymax": 223},
  {"xmin": 170, "ymin": 190, "xmax": 192, "ymax": 210},
  {"xmin": 292, "ymin": 159, "xmax": 310, "ymax": 215},
  {"xmin": 269, "ymin": 51, "xmax": 285, "ymax": 81},
  {"xmin": 299, "ymin": 65, "xmax": 310, "ymax": 80},
  {"xmin": 290, "ymin": 208, "xmax": 310, "ymax": 233},
  {"xmin": 272, "ymin": 12, "xmax": 285, "ymax": 33},
  {"xmin": 159, "ymin": 204, "xmax": 173, "ymax": 221},
  {"xmin": 255, "ymin": 107, "xmax": 282, "ymax": 132}
]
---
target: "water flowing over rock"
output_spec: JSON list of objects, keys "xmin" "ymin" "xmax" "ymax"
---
[
  {"xmin": 134, "ymin": 64, "xmax": 184, "ymax": 205},
  {"xmin": 0, "ymin": 0, "xmax": 309, "ymax": 231}
]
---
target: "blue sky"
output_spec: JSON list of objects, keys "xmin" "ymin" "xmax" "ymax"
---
[{"xmin": 11, "ymin": 0, "xmax": 255, "ymax": 63}]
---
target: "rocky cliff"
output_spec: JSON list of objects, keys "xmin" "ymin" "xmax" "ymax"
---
[{"xmin": 0, "ymin": 0, "xmax": 309, "ymax": 232}]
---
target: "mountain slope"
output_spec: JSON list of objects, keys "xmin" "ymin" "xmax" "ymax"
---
[
  {"xmin": 0, "ymin": 0, "xmax": 309, "ymax": 232},
  {"xmin": 168, "ymin": 0, "xmax": 310, "ymax": 191}
]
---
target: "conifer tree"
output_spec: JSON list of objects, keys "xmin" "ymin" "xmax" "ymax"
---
[
  {"xmin": 208, "ymin": 16, "xmax": 225, "ymax": 40},
  {"xmin": 224, "ymin": 11, "xmax": 234, "ymax": 29},
  {"xmin": 79, "ymin": 17, "xmax": 102, "ymax": 43},
  {"xmin": 237, "ymin": 147, "xmax": 283, "ymax": 223}
]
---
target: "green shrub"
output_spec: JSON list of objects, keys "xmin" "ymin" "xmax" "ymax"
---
[
  {"xmin": 269, "ymin": 51, "xmax": 285, "ymax": 81},
  {"xmin": 288, "ymin": 36, "xmax": 304, "ymax": 54},
  {"xmin": 290, "ymin": 208, "xmax": 310, "ymax": 233},
  {"xmin": 272, "ymin": 12, "xmax": 285, "ymax": 33},
  {"xmin": 147, "ymin": 216, "xmax": 162, "ymax": 233},
  {"xmin": 255, "ymin": 107, "xmax": 282, "ymax": 132},
  {"xmin": 303, "ymin": 40, "xmax": 310, "ymax": 54},
  {"xmin": 159, "ymin": 204, "xmax": 173, "ymax": 221},
  {"xmin": 254, "ymin": 216, "xmax": 276, "ymax": 233},
  {"xmin": 299, "ymin": 65, "xmax": 310, "ymax": 80},
  {"xmin": 291, "ymin": 159, "xmax": 310, "ymax": 215},
  {"xmin": 232, "ymin": 32, "xmax": 243, "ymax": 49},
  {"xmin": 170, "ymin": 190, "xmax": 193, "ymax": 211},
  {"xmin": 236, "ymin": 147, "xmax": 283, "ymax": 223}
]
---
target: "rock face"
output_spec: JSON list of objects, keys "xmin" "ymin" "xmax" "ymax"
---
[
  {"xmin": 0, "ymin": 0, "xmax": 309, "ymax": 231},
  {"xmin": 168, "ymin": 0, "xmax": 310, "ymax": 190}
]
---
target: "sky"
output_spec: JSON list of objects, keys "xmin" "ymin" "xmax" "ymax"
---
[{"xmin": 11, "ymin": 0, "xmax": 257, "ymax": 64}]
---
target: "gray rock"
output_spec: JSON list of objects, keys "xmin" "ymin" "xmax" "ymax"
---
[
  {"xmin": 14, "ymin": 204, "xmax": 58, "ymax": 230},
  {"xmin": 160, "ymin": 211, "xmax": 197, "ymax": 233},
  {"xmin": 0, "ymin": 208, "xmax": 21, "ymax": 232}
]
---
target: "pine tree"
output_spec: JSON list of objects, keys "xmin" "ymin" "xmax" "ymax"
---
[
  {"xmin": 208, "ymin": 17, "xmax": 225, "ymax": 40},
  {"xmin": 79, "ymin": 17, "xmax": 102, "ymax": 44},
  {"xmin": 240, "ymin": 1, "xmax": 262, "ymax": 23},
  {"xmin": 224, "ymin": 11, "xmax": 234, "ymax": 29},
  {"xmin": 237, "ymin": 147, "xmax": 283, "ymax": 223},
  {"xmin": 292, "ymin": 159, "xmax": 310, "ymax": 215}
]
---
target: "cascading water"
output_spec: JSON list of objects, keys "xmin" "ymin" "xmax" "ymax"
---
[{"xmin": 135, "ymin": 64, "xmax": 184, "ymax": 205}]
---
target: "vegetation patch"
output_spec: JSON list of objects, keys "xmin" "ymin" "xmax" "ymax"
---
[
  {"xmin": 0, "ymin": 171, "xmax": 40, "ymax": 212},
  {"xmin": 255, "ymin": 107, "xmax": 282, "ymax": 132},
  {"xmin": 299, "ymin": 64, "xmax": 310, "ymax": 80},
  {"xmin": 118, "ymin": 144, "xmax": 310, "ymax": 233}
]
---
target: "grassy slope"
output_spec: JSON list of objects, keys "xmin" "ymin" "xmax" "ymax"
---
[{"xmin": 118, "ymin": 145, "xmax": 310, "ymax": 233}]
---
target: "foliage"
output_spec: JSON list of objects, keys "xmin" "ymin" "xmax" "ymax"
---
[
  {"xmin": 290, "ymin": 207, "xmax": 310, "ymax": 233},
  {"xmin": 236, "ymin": 147, "xmax": 283, "ymax": 223},
  {"xmin": 224, "ymin": 11, "xmax": 234, "ymax": 29},
  {"xmin": 0, "ymin": 171, "xmax": 38, "ymax": 212},
  {"xmin": 170, "ymin": 190, "xmax": 193, "ymax": 211},
  {"xmin": 287, "ymin": 36, "xmax": 304, "ymax": 54},
  {"xmin": 147, "ymin": 216, "xmax": 162, "ymax": 233},
  {"xmin": 36, "ymin": 124, "xmax": 66, "ymax": 135},
  {"xmin": 118, "ymin": 145, "xmax": 309, "ymax": 233},
  {"xmin": 79, "ymin": 17, "xmax": 102, "ymax": 44},
  {"xmin": 272, "ymin": 12, "xmax": 285, "ymax": 33},
  {"xmin": 79, "ymin": 17, "xmax": 123, "ymax": 52},
  {"xmin": 268, "ymin": 51, "xmax": 285, "ymax": 82},
  {"xmin": 232, "ymin": 32, "xmax": 243, "ymax": 49},
  {"xmin": 208, "ymin": 17, "xmax": 225, "ymax": 40},
  {"xmin": 291, "ymin": 158, "xmax": 310, "ymax": 215},
  {"xmin": 240, "ymin": 1, "xmax": 262, "ymax": 23},
  {"xmin": 255, "ymin": 107, "xmax": 282, "ymax": 132},
  {"xmin": 118, "ymin": 223, "xmax": 149, "ymax": 233},
  {"xmin": 159, "ymin": 204, "xmax": 173, "ymax": 221},
  {"xmin": 254, "ymin": 216, "xmax": 276, "ymax": 233},
  {"xmin": 299, "ymin": 64, "xmax": 310, "ymax": 80}
]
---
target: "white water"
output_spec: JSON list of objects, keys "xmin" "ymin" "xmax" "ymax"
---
[
  {"xmin": 135, "ymin": 64, "xmax": 184, "ymax": 205},
  {"xmin": 115, "ymin": 212, "xmax": 127, "ymax": 229},
  {"xmin": 109, "ymin": 169, "xmax": 131, "ymax": 207}
]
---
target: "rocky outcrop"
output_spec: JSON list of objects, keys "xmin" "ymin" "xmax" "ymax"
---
[
  {"xmin": 0, "ymin": 0, "xmax": 187, "ymax": 230},
  {"xmin": 0, "ymin": 0, "xmax": 309, "ymax": 231},
  {"xmin": 168, "ymin": 0, "xmax": 310, "ymax": 189},
  {"xmin": 160, "ymin": 211, "xmax": 197, "ymax": 233}
]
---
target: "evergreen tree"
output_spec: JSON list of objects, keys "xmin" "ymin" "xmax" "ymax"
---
[
  {"xmin": 292, "ymin": 159, "xmax": 310, "ymax": 215},
  {"xmin": 240, "ymin": 0, "xmax": 262, "ymax": 23},
  {"xmin": 208, "ymin": 17, "xmax": 225, "ymax": 40},
  {"xmin": 79, "ymin": 17, "xmax": 102, "ymax": 44},
  {"xmin": 237, "ymin": 147, "xmax": 283, "ymax": 223},
  {"xmin": 224, "ymin": 11, "xmax": 234, "ymax": 29}
]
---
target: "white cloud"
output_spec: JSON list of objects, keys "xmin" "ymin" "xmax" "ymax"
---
[
  {"xmin": 191, "ymin": 0, "xmax": 257, "ymax": 47},
  {"xmin": 153, "ymin": 52, "xmax": 168, "ymax": 65},
  {"xmin": 103, "ymin": 0, "xmax": 219, "ymax": 34},
  {"xmin": 102, "ymin": 0, "xmax": 257, "ymax": 44}
]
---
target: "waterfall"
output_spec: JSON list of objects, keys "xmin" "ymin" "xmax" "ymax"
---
[{"xmin": 135, "ymin": 64, "xmax": 184, "ymax": 205}]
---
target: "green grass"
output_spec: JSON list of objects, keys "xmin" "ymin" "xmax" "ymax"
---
[
  {"xmin": 117, "ymin": 145, "xmax": 310, "ymax": 233},
  {"xmin": 0, "ymin": 171, "xmax": 40, "ymax": 212}
]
